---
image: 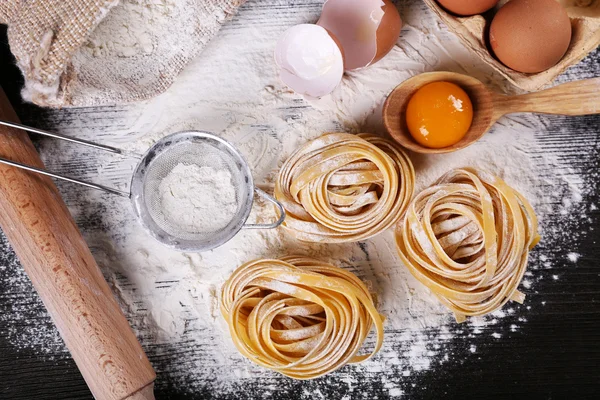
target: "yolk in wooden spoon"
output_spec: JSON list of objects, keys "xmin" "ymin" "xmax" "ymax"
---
[{"xmin": 405, "ymin": 81, "xmax": 473, "ymax": 149}]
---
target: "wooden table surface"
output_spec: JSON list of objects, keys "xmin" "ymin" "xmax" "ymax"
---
[{"xmin": 1, "ymin": 1, "xmax": 599, "ymax": 399}]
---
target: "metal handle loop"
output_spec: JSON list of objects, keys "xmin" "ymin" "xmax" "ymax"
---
[{"xmin": 242, "ymin": 187, "xmax": 286, "ymax": 230}]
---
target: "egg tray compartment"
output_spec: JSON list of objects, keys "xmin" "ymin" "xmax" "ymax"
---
[{"xmin": 423, "ymin": 0, "xmax": 600, "ymax": 91}]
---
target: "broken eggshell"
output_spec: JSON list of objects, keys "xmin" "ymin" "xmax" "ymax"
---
[
  {"xmin": 317, "ymin": 0, "xmax": 402, "ymax": 71},
  {"xmin": 274, "ymin": 24, "xmax": 345, "ymax": 98}
]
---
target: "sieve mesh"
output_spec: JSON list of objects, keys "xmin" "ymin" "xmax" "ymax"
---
[{"xmin": 130, "ymin": 132, "xmax": 254, "ymax": 251}]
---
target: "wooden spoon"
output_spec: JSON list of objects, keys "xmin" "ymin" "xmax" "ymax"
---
[{"xmin": 383, "ymin": 71, "xmax": 600, "ymax": 154}]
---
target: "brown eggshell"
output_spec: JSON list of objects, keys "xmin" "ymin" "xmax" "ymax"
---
[
  {"xmin": 317, "ymin": 0, "xmax": 402, "ymax": 70},
  {"xmin": 371, "ymin": 0, "xmax": 403, "ymax": 66},
  {"xmin": 436, "ymin": 0, "xmax": 499, "ymax": 16},
  {"xmin": 489, "ymin": 0, "xmax": 572, "ymax": 74}
]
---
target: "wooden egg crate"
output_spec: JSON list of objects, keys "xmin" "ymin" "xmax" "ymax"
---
[{"xmin": 423, "ymin": 0, "xmax": 600, "ymax": 91}]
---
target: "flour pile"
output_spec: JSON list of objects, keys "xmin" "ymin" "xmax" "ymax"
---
[
  {"xmin": 1, "ymin": 0, "xmax": 597, "ymax": 398},
  {"xmin": 159, "ymin": 164, "xmax": 237, "ymax": 233}
]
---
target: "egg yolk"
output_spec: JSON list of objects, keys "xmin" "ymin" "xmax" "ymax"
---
[{"xmin": 405, "ymin": 81, "xmax": 473, "ymax": 149}]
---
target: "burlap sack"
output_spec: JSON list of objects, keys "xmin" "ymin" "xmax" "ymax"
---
[{"xmin": 0, "ymin": 0, "xmax": 246, "ymax": 107}]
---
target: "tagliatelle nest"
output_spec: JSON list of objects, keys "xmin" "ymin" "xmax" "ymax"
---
[
  {"xmin": 275, "ymin": 132, "xmax": 415, "ymax": 243},
  {"xmin": 220, "ymin": 256, "xmax": 384, "ymax": 379},
  {"xmin": 396, "ymin": 168, "xmax": 540, "ymax": 322}
]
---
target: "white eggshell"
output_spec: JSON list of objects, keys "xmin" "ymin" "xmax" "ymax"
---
[
  {"xmin": 317, "ymin": 0, "xmax": 385, "ymax": 71},
  {"xmin": 274, "ymin": 24, "xmax": 344, "ymax": 98}
]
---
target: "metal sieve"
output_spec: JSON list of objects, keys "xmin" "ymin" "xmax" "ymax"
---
[{"xmin": 0, "ymin": 121, "xmax": 285, "ymax": 252}]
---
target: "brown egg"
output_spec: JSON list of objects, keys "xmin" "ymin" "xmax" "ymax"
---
[
  {"xmin": 437, "ymin": 0, "xmax": 499, "ymax": 16},
  {"xmin": 489, "ymin": 0, "xmax": 572, "ymax": 74}
]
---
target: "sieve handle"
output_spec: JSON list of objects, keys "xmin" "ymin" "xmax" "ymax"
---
[
  {"xmin": 242, "ymin": 187, "xmax": 286, "ymax": 230},
  {"xmin": 0, "ymin": 119, "xmax": 141, "ymax": 157},
  {"xmin": 0, "ymin": 156, "xmax": 131, "ymax": 198},
  {"xmin": 0, "ymin": 119, "xmax": 132, "ymax": 197}
]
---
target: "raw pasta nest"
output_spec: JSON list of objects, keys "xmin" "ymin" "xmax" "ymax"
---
[
  {"xmin": 220, "ymin": 256, "xmax": 384, "ymax": 379},
  {"xmin": 275, "ymin": 133, "xmax": 415, "ymax": 242},
  {"xmin": 395, "ymin": 168, "xmax": 540, "ymax": 322}
]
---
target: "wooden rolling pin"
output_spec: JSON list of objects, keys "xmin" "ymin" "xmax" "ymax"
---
[{"xmin": 0, "ymin": 87, "xmax": 156, "ymax": 400}]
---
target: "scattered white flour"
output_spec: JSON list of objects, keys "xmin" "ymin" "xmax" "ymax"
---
[
  {"xmin": 0, "ymin": 239, "xmax": 66, "ymax": 356},
  {"xmin": 1, "ymin": 0, "xmax": 597, "ymax": 397},
  {"xmin": 69, "ymin": 0, "xmax": 241, "ymax": 106},
  {"xmin": 159, "ymin": 164, "xmax": 237, "ymax": 233},
  {"xmin": 83, "ymin": 0, "xmax": 178, "ymax": 58},
  {"xmin": 567, "ymin": 252, "xmax": 580, "ymax": 263}
]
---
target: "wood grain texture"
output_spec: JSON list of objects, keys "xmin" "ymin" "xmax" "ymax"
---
[
  {"xmin": 496, "ymin": 77, "xmax": 600, "ymax": 115},
  {"xmin": 0, "ymin": 89, "xmax": 156, "ymax": 399},
  {"xmin": 1, "ymin": 1, "xmax": 599, "ymax": 399}
]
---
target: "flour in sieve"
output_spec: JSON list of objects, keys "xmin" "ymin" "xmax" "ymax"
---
[{"xmin": 159, "ymin": 164, "xmax": 238, "ymax": 233}]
